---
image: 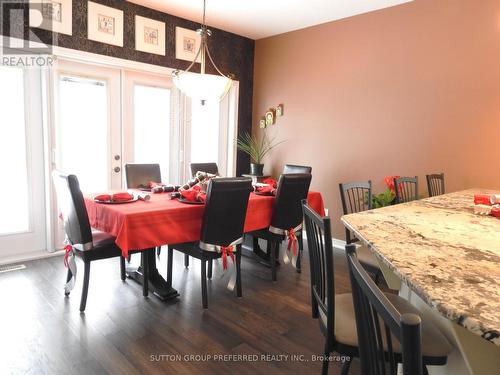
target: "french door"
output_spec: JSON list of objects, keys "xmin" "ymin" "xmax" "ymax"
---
[
  {"xmin": 54, "ymin": 60, "xmax": 122, "ymax": 192},
  {"xmin": 0, "ymin": 64, "xmax": 46, "ymax": 258}
]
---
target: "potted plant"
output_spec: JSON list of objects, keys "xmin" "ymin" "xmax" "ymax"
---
[
  {"xmin": 370, "ymin": 176, "xmax": 400, "ymax": 208},
  {"xmin": 237, "ymin": 131, "xmax": 285, "ymax": 175}
]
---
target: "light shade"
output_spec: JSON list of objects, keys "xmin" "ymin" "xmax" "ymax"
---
[{"xmin": 173, "ymin": 71, "xmax": 232, "ymax": 102}]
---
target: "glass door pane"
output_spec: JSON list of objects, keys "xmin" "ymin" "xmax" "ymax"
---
[
  {"xmin": 58, "ymin": 76, "xmax": 109, "ymax": 193},
  {"xmin": 0, "ymin": 67, "xmax": 29, "ymax": 235},
  {"xmin": 190, "ymin": 100, "xmax": 220, "ymax": 165},
  {"xmin": 133, "ymin": 85, "xmax": 171, "ymax": 180}
]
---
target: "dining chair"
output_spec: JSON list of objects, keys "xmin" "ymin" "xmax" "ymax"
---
[
  {"xmin": 346, "ymin": 244, "xmax": 423, "ymax": 375},
  {"xmin": 339, "ymin": 181, "xmax": 383, "ymax": 284},
  {"xmin": 169, "ymin": 177, "xmax": 252, "ymax": 308},
  {"xmin": 394, "ymin": 176, "xmax": 419, "ymax": 204},
  {"xmin": 190, "ymin": 162, "xmax": 219, "ymax": 177},
  {"xmin": 52, "ymin": 171, "xmax": 151, "ymax": 312},
  {"xmin": 124, "ymin": 163, "xmax": 163, "ymax": 258},
  {"xmin": 302, "ymin": 202, "xmax": 451, "ymax": 375},
  {"xmin": 249, "ymin": 173, "xmax": 312, "ymax": 280},
  {"xmin": 282, "ymin": 164, "xmax": 312, "ymax": 264},
  {"xmin": 283, "ymin": 164, "xmax": 312, "ymax": 174},
  {"xmin": 426, "ymin": 173, "xmax": 445, "ymax": 197},
  {"xmin": 125, "ymin": 163, "xmax": 161, "ymax": 189},
  {"xmin": 346, "ymin": 244, "xmax": 452, "ymax": 374}
]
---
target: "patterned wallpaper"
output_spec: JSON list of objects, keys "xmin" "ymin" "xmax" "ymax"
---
[{"xmin": 3, "ymin": 0, "xmax": 254, "ymax": 175}]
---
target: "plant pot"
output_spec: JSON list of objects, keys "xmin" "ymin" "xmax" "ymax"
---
[{"xmin": 250, "ymin": 163, "xmax": 264, "ymax": 176}]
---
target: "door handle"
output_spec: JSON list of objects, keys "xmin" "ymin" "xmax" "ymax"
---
[
  {"xmin": 114, "ymin": 155, "xmax": 121, "ymax": 161},
  {"xmin": 114, "ymin": 166, "xmax": 121, "ymax": 173}
]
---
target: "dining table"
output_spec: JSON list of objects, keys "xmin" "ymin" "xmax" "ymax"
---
[
  {"xmin": 84, "ymin": 190, "xmax": 325, "ymax": 300},
  {"xmin": 341, "ymin": 189, "xmax": 500, "ymax": 375}
]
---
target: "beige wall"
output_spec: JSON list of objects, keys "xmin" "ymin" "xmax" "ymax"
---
[{"xmin": 252, "ymin": 0, "xmax": 500, "ymax": 239}]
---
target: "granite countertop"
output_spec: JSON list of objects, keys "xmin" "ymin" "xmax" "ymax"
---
[{"xmin": 341, "ymin": 189, "xmax": 500, "ymax": 346}]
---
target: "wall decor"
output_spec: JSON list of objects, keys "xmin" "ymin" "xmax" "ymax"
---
[
  {"xmin": 265, "ymin": 109, "xmax": 275, "ymax": 126},
  {"xmin": 29, "ymin": 0, "xmax": 72, "ymax": 35},
  {"xmin": 88, "ymin": 2, "xmax": 123, "ymax": 47},
  {"xmin": 135, "ymin": 15, "xmax": 165, "ymax": 56},
  {"xmin": 175, "ymin": 26, "xmax": 201, "ymax": 62},
  {"xmin": 275, "ymin": 104, "xmax": 284, "ymax": 117}
]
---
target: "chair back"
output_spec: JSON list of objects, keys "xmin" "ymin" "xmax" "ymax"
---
[
  {"xmin": 190, "ymin": 162, "xmax": 219, "ymax": 177},
  {"xmin": 200, "ymin": 178, "xmax": 252, "ymax": 246},
  {"xmin": 339, "ymin": 181, "xmax": 372, "ymax": 243},
  {"xmin": 283, "ymin": 164, "xmax": 312, "ymax": 174},
  {"xmin": 302, "ymin": 201, "xmax": 335, "ymax": 339},
  {"xmin": 394, "ymin": 176, "xmax": 419, "ymax": 204},
  {"xmin": 125, "ymin": 163, "xmax": 161, "ymax": 189},
  {"xmin": 426, "ymin": 173, "xmax": 445, "ymax": 197},
  {"xmin": 346, "ymin": 244, "xmax": 423, "ymax": 375},
  {"xmin": 52, "ymin": 171, "xmax": 93, "ymax": 248},
  {"xmin": 271, "ymin": 174, "xmax": 312, "ymax": 230}
]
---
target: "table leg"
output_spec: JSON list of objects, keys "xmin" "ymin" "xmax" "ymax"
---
[
  {"xmin": 126, "ymin": 248, "xmax": 179, "ymax": 301},
  {"xmin": 241, "ymin": 234, "xmax": 281, "ymax": 268}
]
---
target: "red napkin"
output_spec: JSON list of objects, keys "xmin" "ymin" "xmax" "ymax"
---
[
  {"xmin": 95, "ymin": 192, "xmax": 133, "ymax": 202},
  {"xmin": 180, "ymin": 185, "xmax": 206, "ymax": 202},
  {"xmin": 262, "ymin": 178, "xmax": 277, "ymax": 188},
  {"xmin": 256, "ymin": 185, "xmax": 276, "ymax": 195},
  {"xmin": 474, "ymin": 194, "xmax": 492, "ymax": 205}
]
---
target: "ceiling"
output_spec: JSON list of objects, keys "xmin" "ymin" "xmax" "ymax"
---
[{"xmin": 127, "ymin": 0, "xmax": 413, "ymax": 40}]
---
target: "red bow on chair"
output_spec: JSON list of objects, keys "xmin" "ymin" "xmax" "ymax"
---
[
  {"xmin": 221, "ymin": 245, "xmax": 235, "ymax": 270},
  {"xmin": 63, "ymin": 244, "xmax": 73, "ymax": 268},
  {"xmin": 286, "ymin": 228, "xmax": 298, "ymax": 257}
]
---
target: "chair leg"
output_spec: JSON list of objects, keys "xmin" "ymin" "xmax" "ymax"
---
[
  {"xmin": 207, "ymin": 259, "xmax": 213, "ymax": 279},
  {"xmin": 79, "ymin": 261, "xmax": 91, "ymax": 312},
  {"xmin": 236, "ymin": 246, "xmax": 242, "ymax": 297},
  {"xmin": 184, "ymin": 254, "xmax": 189, "ymax": 268},
  {"xmin": 120, "ymin": 256, "xmax": 126, "ymax": 281},
  {"xmin": 201, "ymin": 257, "xmax": 208, "ymax": 309},
  {"xmin": 296, "ymin": 234, "xmax": 303, "ymax": 273},
  {"xmin": 322, "ymin": 343, "xmax": 330, "ymax": 375},
  {"xmin": 141, "ymin": 251, "xmax": 149, "ymax": 297},
  {"xmin": 340, "ymin": 358, "xmax": 351, "ymax": 375},
  {"xmin": 270, "ymin": 241, "xmax": 277, "ymax": 281},
  {"xmin": 65, "ymin": 268, "xmax": 72, "ymax": 296}
]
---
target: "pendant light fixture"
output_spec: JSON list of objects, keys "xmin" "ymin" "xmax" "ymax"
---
[{"xmin": 172, "ymin": 0, "xmax": 232, "ymax": 105}]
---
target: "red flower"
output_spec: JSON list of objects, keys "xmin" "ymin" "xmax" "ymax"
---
[{"xmin": 384, "ymin": 175, "xmax": 400, "ymax": 193}]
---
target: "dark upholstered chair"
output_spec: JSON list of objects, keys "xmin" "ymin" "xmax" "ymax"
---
[
  {"xmin": 283, "ymin": 164, "xmax": 312, "ymax": 174},
  {"xmin": 426, "ymin": 173, "xmax": 445, "ymax": 197},
  {"xmin": 249, "ymin": 174, "xmax": 311, "ymax": 280},
  {"xmin": 124, "ymin": 163, "xmax": 163, "ymax": 257},
  {"xmin": 169, "ymin": 178, "xmax": 252, "ymax": 308},
  {"xmin": 190, "ymin": 162, "xmax": 219, "ymax": 177},
  {"xmin": 346, "ymin": 245, "xmax": 451, "ymax": 375},
  {"xmin": 394, "ymin": 176, "xmax": 419, "ymax": 204},
  {"xmin": 52, "ymin": 171, "xmax": 149, "ymax": 312},
  {"xmin": 125, "ymin": 163, "xmax": 161, "ymax": 189},
  {"xmin": 339, "ymin": 181, "xmax": 383, "ymax": 284},
  {"xmin": 302, "ymin": 202, "xmax": 451, "ymax": 375}
]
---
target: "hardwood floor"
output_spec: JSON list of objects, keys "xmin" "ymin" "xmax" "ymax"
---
[{"xmin": 0, "ymin": 243, "xmax": 361, "ymax": 375}]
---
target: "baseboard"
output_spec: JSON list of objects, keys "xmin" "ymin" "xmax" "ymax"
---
[{"xmin": 0, "ymin": 249, "xmax": 65, "ymax": 266}]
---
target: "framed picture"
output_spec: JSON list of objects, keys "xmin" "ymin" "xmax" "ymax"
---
[
  {"xmin": 175, "ymin": 27, "xmax": 201, "ymax": 62},
  {"xmin": 29, "ymin": 0, "xmax": 72, "ymax": 35},
  {"xmin": 135, "ymin": 16, "xmax": 165, "ymax": 56},
  {"xmin": 88, "ymin": 2, "xmax": 123, "ymax": 47},
  {"xmin": 265, "ymin": 110, "xmax": 275, "ymax": 126}
]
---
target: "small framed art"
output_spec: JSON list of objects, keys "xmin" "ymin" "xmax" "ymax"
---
[
  {"xmin": 29, "ymin": 0, "xmax": 72, "ymax": 35},
  {"xmin": 88, "ymin": 2, "xmax": 123, "ymax": 47},
  {"xmin": 175, "ymin": 26, "xmax": 201, "ymax": 62},
  {"xmin": 135, "ymin": 16, "xmax": 165, "ymax": 56}
]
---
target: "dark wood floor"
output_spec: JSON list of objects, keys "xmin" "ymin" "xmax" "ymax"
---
[{"xmin": 0, "ymin": 242, "xmax": 361, "ymax": 375}]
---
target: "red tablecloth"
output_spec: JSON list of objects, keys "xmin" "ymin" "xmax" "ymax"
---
[{"xmin": 85, "ymin": 191, "xmax": 325, "ymax": 257}]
